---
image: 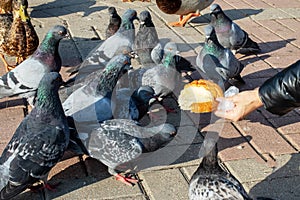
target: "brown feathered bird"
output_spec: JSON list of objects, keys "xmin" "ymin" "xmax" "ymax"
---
[
  {"xmin": 156, "ymin": 0, "xmax": 214, "ymax": 27},
  {"xmin": 0, "ymin": 0, "xmax": 39, "ymax": 72}
]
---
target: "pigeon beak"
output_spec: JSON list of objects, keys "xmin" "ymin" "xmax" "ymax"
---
[
  {"xmin": 209, "ymin": 10, "xmax": 216, "ymax": 16},
  {"xmin": 170, "ymin": 131, "xmax": 177, "ymax": 137},
  {"xmin": 130, "ymin": 51, "xmax": 138, "ymax": 59},
  {"xmin": 64, "ymin": 33, "xmax": 70, "ymax": 39},
  {"xmin": 149, "ymin": 95, "xmax": 159, "ymax": 105},
  {"xmin": 60, "ymin": 80, "xmax": 66, "ymax": 86}
]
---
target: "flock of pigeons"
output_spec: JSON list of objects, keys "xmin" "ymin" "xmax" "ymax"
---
[{"xmin": 0, "ymin": 1, "xmax": 275, "ymax": 200}]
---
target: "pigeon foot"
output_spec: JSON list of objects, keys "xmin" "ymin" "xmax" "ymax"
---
[
  {"xmin": 115, "ymin": 174, "xmax": 139, "ymax": 186},
  {"xmin": 168, "ymin": 13, "xmax": 200, "ymax": 27},
  {"xmin": 30, "ymin": 182, "xmax": 60, "ymax": 193}
]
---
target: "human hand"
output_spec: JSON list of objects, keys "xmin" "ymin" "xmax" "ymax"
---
[{"xmin": 214, "ymin": 88, "xmax": 263, "ymax": 121}]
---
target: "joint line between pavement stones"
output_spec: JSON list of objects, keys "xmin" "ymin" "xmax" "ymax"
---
[
  {"xmin": 179, "ymin": 167, "xmax": 191, "ymax": 184},
  {"xmin": 136, "ymin": 174, "xmax": 151, "ymax": 200}
]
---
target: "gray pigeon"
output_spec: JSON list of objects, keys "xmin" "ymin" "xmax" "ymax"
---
[
  {"xmin": 61, "ymin": 64, "xmax": 150, "ymax": 173},
  {"xmin": 129, "ymin": 42, "xmax": 180, "ymax": 104},
  {"xmin": 134, "ymin": 10, "xmax": 162, "ymax": 66},
  {"xmin": 0, "ymin": 25, "xmax": 68, "ymax": 104},
  {"xmin": 189, "ymin": 132, "xmax": 275, "ymax": 200},
  {"xmin": 105, "ymin": 7, "xmax": 122, "ymax": 39},
  {"xmin": 88, "ymin": 119, "xmax": 176, "ymax": 186},
  {"xmin": 189, "ymin": 133, "xmax": 251, "ymax": 200},
  {"xmin": 112, "ymin": 85, "xmax": 155, "ymax": 120},
  {"xmin": 0, "ymin": 72, "xmax": 69, "ymax": 200},
  {"xmin": 62, "ymin": 54, "xmax": 132, "ymax": 144},
  {"xmin": 196, "ymin": 25, "xmax": 245, "ymax": 86},
  {"xmin": 66, "ymin": 9, "xmax": 138, "ymax": 81},
  {"xmin": 210, "ymin": 4, "xmax": 260, "ymax": 55}
]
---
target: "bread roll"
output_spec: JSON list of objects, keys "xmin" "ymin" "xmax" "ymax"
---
[{"xmin": 178, "ymin": 79, "xmax": 224, "ymax": 113}]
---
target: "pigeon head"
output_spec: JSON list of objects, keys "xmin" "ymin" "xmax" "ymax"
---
[
  {"xmin": 105, "ymin": 54, "xmax": 132, "ymax": 74},
  {"xmin": 121, "ymin": 9, "xmax": 139, "ymax": 24},
  {"xmin": 139, "ymin": 10, "xmax": 152, "ymax": 26},
  {"xmin": 210, "ymin": 4, "xmax": 222, "ymax": 13},
  {"xmin": 48, "ymin": 25, "xmax": 69, "ymax": 41},
  {"xmin": 35, "ymin": 72, "xmax": 63, "ymax": 108},
  {"xmin": 113, "ymin": 46, "xmax": 135, "ymax": 58},
  {"xmin": 134, "ymin": 85, "xmax": 155, "ymax": 105},
  {"xmin": 118, "ymin": 9, "xmax": 138, "ymax": 39},
  {"xmin": 38, "ymin": 25, "xmax": 68, "ymax": 53},
  {"xmin": 108, "ymin": 6, "xmax": 117, "ymax": 16},
  {"xmin": 204, "ymin": 25, "xmax": 219, "ymax": 44},
  {"xmin": 159, "ymin": 123, "xmax": 177, "ymax": 138},
  {"xmin": 210, "ymin": 4, "xmax": 222, "ymax": 16},
  {"xmin": 162, "ymin": 42, "xmax": 179, "ymax": 67},
  {"xmin": 96, "ymin": 54, "xmax": 132, "ymax": 95}
]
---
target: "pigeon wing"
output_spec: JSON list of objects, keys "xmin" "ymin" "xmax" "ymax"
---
[
  {"xmin": 230, "ymin": 23, "xmax": 246, "ymax": 48},
  {"xmin": 0, "ymin": 58, "xmax": 48, "ymax": 98},
  {"xmin": 88, "ymin": 125, "xmax": 143, "ymax": 171},
  {"xmin": 0, "ymin": 122, "xmax": 67, "ymax": 199}
]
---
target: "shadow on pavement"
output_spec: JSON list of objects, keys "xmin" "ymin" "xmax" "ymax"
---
[
  {"xmin": 249, "ymin": 153, "xmax": 300, "ymax": 199},
  {"xmin": 190, "ymin": 8, "xmax": 264, "ymax": 24},
  {"xmin": 31, "ymin": 0, "xmax": 108, "ymax": 18}
]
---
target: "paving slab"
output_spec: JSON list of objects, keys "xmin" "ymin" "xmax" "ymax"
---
[
  {"xmin": 224, "ymin": 158, "xmax": 274, "ymax": 183},
  {"xmin": 139, "ymin": 169, "xmax": 189, "ymax": 200}
]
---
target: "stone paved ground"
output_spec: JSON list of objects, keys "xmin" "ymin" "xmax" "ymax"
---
[{"xmin": 0, "ymin": 0, "xmax": 300, "ymax": 199}]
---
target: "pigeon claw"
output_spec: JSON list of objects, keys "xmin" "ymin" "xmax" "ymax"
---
[
  {"xmin": 168, "ymin": 13, "xmax": 201, "ymax": 27},
  {"xmin": 115, "ymin": 174, "xmax": 139, "ymax": 186},
  {"xmin": 30, "ymin": 182, "xmax": 60, "ymax": 193},
  {"xmin": 164, "ymin": 105, "xmax": 177, "ymax": 113}
]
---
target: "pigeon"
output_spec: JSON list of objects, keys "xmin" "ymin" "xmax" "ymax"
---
[
  {"xmin": 62, "ymin": 54, "xmax": 132, "ymax": 142},
  {"xmin": 134, "ymin": 10, "xmax": 162, "ymax": 66},
  {"xmin": 189, "ymin": 132, "xmax": 251, "ymax": 200},
  {"xmin": 210, "ymin": 4, "xmax": 261, "ymax": 55},
  {"xmin": 66, "ymin": 9, "xmax": 138, "ymax": 81},
  {"xmin": 0, "ymin": 25, "xmax": 68, "ymax": 104},
  {"xmin": 87, "ymin": 119, "xmax": 176, "ymax": 186},
  {"xmin": 129, "ymin": 42, "xmax": 180, "ymax": 103},
  {"xmin": 0, "ymin": 72, "xmax": 69, "ymax": 200},
  {"xmin": 196, "ymin": 25, "xmax": 245, "ymax": 86},
  {"xmin": 189, "ymin": 132, "xmax": 276, "ymax": 200},
  {"xmin": 112, "ymin": 85, "xmax": 155, "ymax": 120},
  {"xmin": 105, "ymin": 7, "xmax": 122, "ymax": 39},
  {"xmin": 155, "ymin": 0, "xmax": 214, "ymax": 27}
]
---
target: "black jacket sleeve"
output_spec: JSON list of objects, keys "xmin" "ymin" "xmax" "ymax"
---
[{"xmin": 259, "ymin": 60, "xmax": 300, "ymax": 115}]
